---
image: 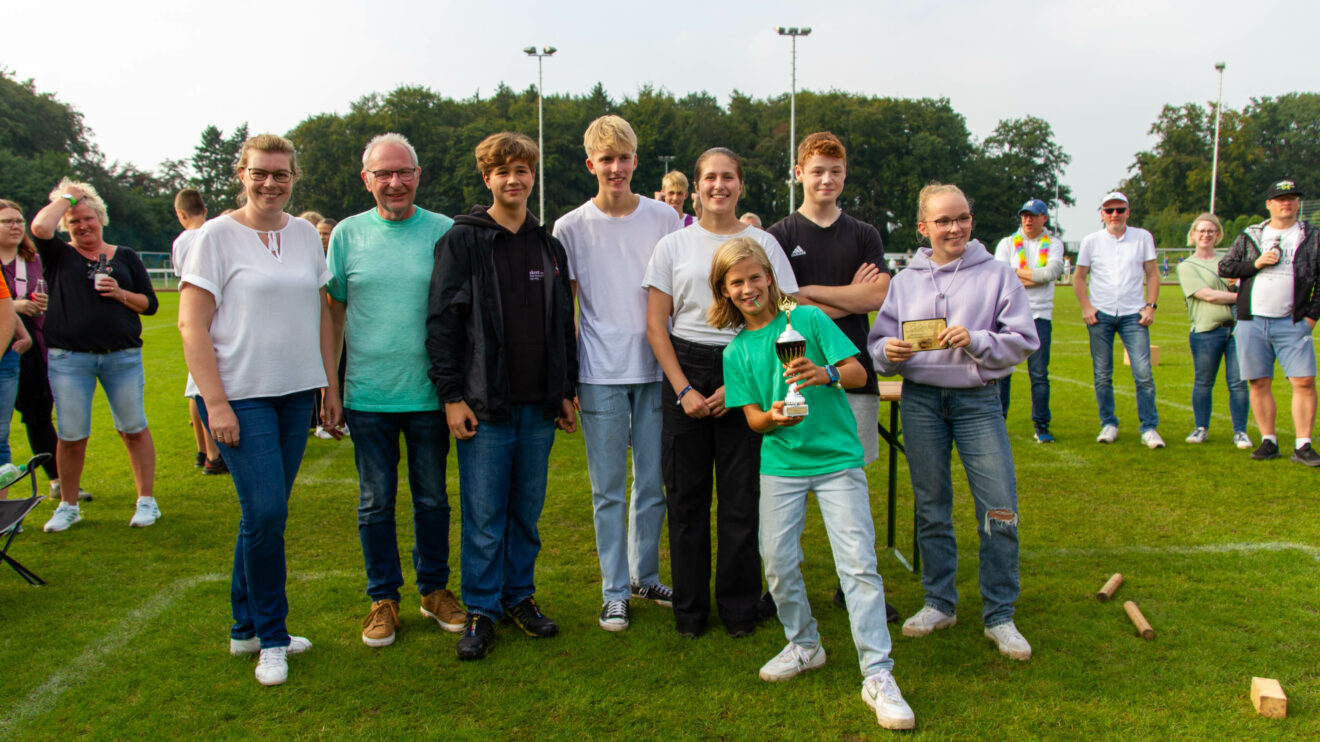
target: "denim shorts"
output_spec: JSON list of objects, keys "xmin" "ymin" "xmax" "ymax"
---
[
  {"xmin": 1236, "ymin": 317, "xmax": 1316, "ymax": 380},
  {"xmin": 47, "ymin": 347, "xmax": 149, "ymax": 440}
]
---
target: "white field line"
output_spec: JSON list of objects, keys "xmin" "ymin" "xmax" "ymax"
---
[
  {"xmin": 1024, "ymin": 541, "xmax": 1320, "ymax": 563},
  {"xmin": 296, "ymin": 440, "xmax": 353, "ymax": 481},
  {"xmin": 0, "ymin": 569, "xmax": 354, "ymax": 736}
]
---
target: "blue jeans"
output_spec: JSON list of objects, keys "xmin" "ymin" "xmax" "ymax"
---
[
  {"xmin": 578, "ymin": 382, "xmax": 666, "ymax": 602},
  {"xmin": 999, "ymin": 318, "xmax": 1052, "ymax": 431},
  {"xmin": 1188, "ymin": 327, "xmax": 1249, "ymax": 432},
  {"xmin": 900, "ymin": 381, "xmax": 1020, "ymax": 627},
  {"xmin": 761, "ymin": 468, "xmax": 894, "ymax": 676},
  {"xmin": 47, "ymin": 347, "xmax": 148, "ymax": 440},
  {"xmin": 197, "ymin": 392, "xmax": 315, "ymax": 649},
  {"xmin": 456, "ymin": 404, "xmax": 557, "ymax": 620},
  {"xmin": 1087, "ymin": 312, "xmax": 1158, "ymax": 432},
  {"xmin": 0, "ymin": 350, "xmax": 20, "ymax": 466},
  {"xmin": 345, "ymin": 408, "xmax": 452, "ymax": 603}
]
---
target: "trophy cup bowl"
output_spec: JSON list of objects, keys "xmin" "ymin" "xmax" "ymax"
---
[{"xmin": 775, "ymin": 321, "xmax": 809, "ymax": 418}]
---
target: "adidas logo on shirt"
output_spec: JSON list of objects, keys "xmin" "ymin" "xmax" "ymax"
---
[{"xmin": 790, "ymin": 246, "xmax": 807, "ymax": 257}]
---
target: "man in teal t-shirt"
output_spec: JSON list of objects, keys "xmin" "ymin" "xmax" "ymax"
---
[{"xmin": 326, "ymin": 133, "xmax": 462, "ymax": 648}]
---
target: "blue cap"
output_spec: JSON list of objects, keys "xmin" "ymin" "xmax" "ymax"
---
[{"xmin": 1019, "ymin": 199, "xmax": 1048, "ymax": 216}]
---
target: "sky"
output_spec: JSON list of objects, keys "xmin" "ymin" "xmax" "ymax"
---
[{"xmin": 5, "ymin": 0, "xmax": 1317, "ymax": 235}]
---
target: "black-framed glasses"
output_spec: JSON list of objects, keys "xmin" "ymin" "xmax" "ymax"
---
[
  {"xmin": 246, "ymin": 168, "xmax": 293, "ymax": 183},
  {"xmin": 0, "ymin": 218, "xmax": 23, "ymax": 227},
  {"xmin": 925, "ymin": 215, "xmax": 972, "ymax": 230},
  {"xmin": 368, "ymin": 168, "xmax": 417, "ymax": 182},
  {"xmin": 1102, "ymin": 207, "xmax": 1128, "ymax": 215}
]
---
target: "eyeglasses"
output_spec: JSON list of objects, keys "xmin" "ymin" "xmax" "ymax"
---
[
  {"xmin": 368, "ymin": 168, "xmax": 418, "ymax": 182},
  {"xmin": 246, "ymin": 168, "xmax": 293, "ymax": 183},
  {"xmin": 1194, "ymin": 228, "xmax": 1220, "ymax": 235},
  {"xmin": 925, "ymin": 215, "xmax": 972, "ymax": 230},
  {"xmin": 1102, "ymin": 207, "xmax": 1128, "ymax": 215},
  {"xmin": 0, "ymin": 218, "xmax": 23, "ymax": 227}
]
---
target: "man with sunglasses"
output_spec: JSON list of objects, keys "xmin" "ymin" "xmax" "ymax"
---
[
  {"xmin": 1074, "ymin": 192, "xmax": 1164, "ymax": 448},
  {"xmin": 325, "ymin": 133, "xmax": 466, "ymax": 647},
  {"xmin": 1219, "ymin": 179, "xmax": 1320, "ymax": 465}
]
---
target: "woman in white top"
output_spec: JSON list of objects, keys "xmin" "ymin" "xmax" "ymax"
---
[
  {"xmin": 642, "ymin": 147, "xmax": 798, "ymax": 638},
  {"xmin": 178, "ymin": 134, "xmax": 341, "ymax": 687}
]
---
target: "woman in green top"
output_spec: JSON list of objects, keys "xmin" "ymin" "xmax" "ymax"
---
[
  {"xmin": 711, "ymin": 237, "xmax": 914, "ymax": 731},
  {"xmin": 1176, "ymin": 213, "xmax": 1250, "ymax": 447}
]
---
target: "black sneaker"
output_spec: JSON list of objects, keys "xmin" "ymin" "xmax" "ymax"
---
[
  {"xmin": 631, "ymin": 582, "xmax": 673, "ymax": 607},
  {"xmin": 724, "ymin": 620, "xmax": 755, "ymax": 638},
  {"xmin": 504, "ymin": 597, "xmax": 558, "ymax": 638},
  {"xmin": 204, "ymin": 457, "xmax": 230, "ymax": 475},
  {"xmin": 456, "ymin": 613, "xmax": 494, "ymax": 660},
  {"xmin": 1292, "ymin": 442, "xmax": 1320, "ymax": 467},
  {"xmin": 833, "ymin": 585, "xmax": 846, "ymax": 609},
  {"xmin": 832, "ymin": 586, "xmax": 900, "ymax": 623},
  {"xmin": 194, "ymin": 451, "xmax": 206, "ymax": 468},
  {"xmin": 1252, "ymin": 439, "xmax": 1281, "ymax": 460},
  {"xmin": 757, "ymin": 591, "xmax": 777, "ymax": 621},
  {"xmin": 675, "ymin": 615, "xmax": 707, "ymax": 638}
]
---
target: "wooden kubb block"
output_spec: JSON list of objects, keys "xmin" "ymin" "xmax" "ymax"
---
[
  {"xmin": 1251, "ymin": 677, "xmax": 1287, "ymax": 719},
  {"xmin": 1123, "ymin": 346, "xmax": 1160, "ymax": 366}
]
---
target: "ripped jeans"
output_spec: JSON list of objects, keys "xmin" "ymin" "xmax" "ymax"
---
[{"xmin": 900, "ymin": 380, "xmax": 1020, "ymax": 627}]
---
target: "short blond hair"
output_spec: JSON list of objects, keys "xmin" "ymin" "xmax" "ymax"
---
[
  {"xmin": 49, "ymin": 178, "xmax": 109, "ymax": 231},
  {"xmin": 662, "ymin": 171, "xmax": 689, "ymax": 192},
  {"xmin": 298, "ymin": 211, "xmax": 324, "ymax": 226},
  {"xmin": 475, "ymin": 132, "xmax": 539, "ymax": 176},
  {"xmin": 583, "ymin": 115, "xmax": 638, "ymax": 156}
]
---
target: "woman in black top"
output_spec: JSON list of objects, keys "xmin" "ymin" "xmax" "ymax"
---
[{"xmin": 30, "ymin": 179, "xmax": 160, "ymax": 532}]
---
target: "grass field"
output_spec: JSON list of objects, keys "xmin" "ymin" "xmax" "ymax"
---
[{"xmin": 2, "ymin": 285, "xmax": 1317, "ymax": 740}]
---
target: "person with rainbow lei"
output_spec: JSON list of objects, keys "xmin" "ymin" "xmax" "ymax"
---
[{"xmin": 992, "ymin": 198, "xmax": 1064, "ymax": 442}]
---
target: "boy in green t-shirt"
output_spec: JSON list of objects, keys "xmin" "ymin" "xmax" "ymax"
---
[{"xmin": 710, "ymin": 237, "xmax": 914, "ymax": 731}]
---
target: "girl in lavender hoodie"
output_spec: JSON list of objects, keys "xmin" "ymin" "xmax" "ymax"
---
[{"xmin": 866, "ymin": 184, "xmax": 1038, "ymax": 662}]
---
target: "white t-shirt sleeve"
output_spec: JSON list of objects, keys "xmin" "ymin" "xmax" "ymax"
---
[
  {"xmin": 1077, "ymin": 235, "xmax": 1094, "ymax": 267},
  {"xmin": 180, "ymin": 225, "xmax": 225, "ymax": 305},
  {"xmin": 756, "ymin": 229, "xmax": 799, "ymax": 293},
  {"xmin": 642, "ymin": 234, "xmax": 676, "ymax": 295},
  {"xmin": 1139, "ymin": 230, "xmax": 1157, "ymax": 262}
]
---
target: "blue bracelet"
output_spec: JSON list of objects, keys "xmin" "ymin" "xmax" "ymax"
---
[{"xmin": 675, "ymin": 385, "xmax": 693, "ymax": 405}]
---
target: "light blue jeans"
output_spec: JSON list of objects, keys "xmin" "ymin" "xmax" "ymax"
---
[
  {"xmin": 578, "ymin": 382, "xmax": 666, "ymax": 602},
  {"xmin": 901, "ymin": 381, "xmax": 1020, "ymax": 628},
  {"xmin": 0, "ymin": 350, "xmax": 20, "ymax": 466},
  {"xmin": 47, "ymin": 347, "xmax": 148, "ymax": 440},
  {"xmin": 760, "ymin": 467, "xmax": 894, "ymax": 676},
  {"xmin": 1087, "ymin": 312, "xmax": 1158, "ymax": 432}
]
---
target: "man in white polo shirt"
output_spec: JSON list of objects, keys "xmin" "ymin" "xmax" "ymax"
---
[
  {"xmin": 994, "ymin": 198, "xmax": 1064, "ymax": 443},
  {"xmin": 1073, "ymin": 192, "xmax": 1164, "ymax": 448},
  {"xmin": 1219, "ymin": 179, "xmax": 1320, "ymax": 465}
]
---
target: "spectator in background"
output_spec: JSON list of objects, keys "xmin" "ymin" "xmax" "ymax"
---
[
  {"xmin": 1177, "ymin": 213, "xmax": 1250, "ymax": 449},
  {"xmin": 172, "ymin": 188, "xmax": 225, "ymax": 475},
  {"xmin": 661, "ymin": 170, "xmax": 696, "ymax": 227},
  {"xmin": 179, "ymin": 133, "xmax": 340, "ymax": 686},
  {"xmin": 312, "ymin": 216, "xmax": 347, "ymax": 440},
  {"xmin": 739, "ymin": 213, "xmax": 762, "ymax": 228},
  {"xmin": 316, "ymin": 218, "xmax": 336, "ymax": 251},
  {"xmin": 30, "ymin": 179, "xmax": 160, "ymax": 533},
  {"xmin": 1219, "ymin": 179, "xmax": 1320, "ymax": 465},
  {"xmin": 993, "ymin": 198, "xmax": 1064, "ymax": 442},
  {"xmin": 1073, "ymin": 192, "xmax": 1163, "ymax": 448},
  {"xmin": 298, "ymin": 211, "xmax": 323, "ymax": 227},
  {"xmin": 0, "ymin": 200, "xmax": 32, "ymax": 497}
]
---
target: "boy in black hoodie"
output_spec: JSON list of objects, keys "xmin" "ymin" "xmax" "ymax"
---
[{"xmin": 427, "ymin": 132, "xmax": 578, "ymax": 660}]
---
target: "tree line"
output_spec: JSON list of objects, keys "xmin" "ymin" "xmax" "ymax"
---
[{"xmin": 1, "ymin": 66, "xmax": 1313, "ymax": 256}]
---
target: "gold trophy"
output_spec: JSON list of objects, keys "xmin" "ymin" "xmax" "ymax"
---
[{"xmin": 775, "ymin": 298, "xmax": 809, "ymax": 418}]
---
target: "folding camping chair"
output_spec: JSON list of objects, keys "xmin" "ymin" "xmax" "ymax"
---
[{"xmin": 0, "ymin": 454, "xmax": 53, "ymax": 586}]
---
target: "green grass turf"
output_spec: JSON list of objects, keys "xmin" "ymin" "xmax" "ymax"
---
[{"xmin": 1, "ymin": 285, "xmax": 1317, "ymax": 740}]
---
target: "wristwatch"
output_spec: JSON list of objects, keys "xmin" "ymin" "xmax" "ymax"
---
[
  {"xmin": 825, "ymin": 364, "xmax": 842, "ymax": 388},
  {"xmin": 1145, "ymin": 303, "xmax": 1157, "ymax": 309}
]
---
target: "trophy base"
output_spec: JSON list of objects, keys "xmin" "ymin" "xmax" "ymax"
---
[{"xmin": 782, "ymin": 402, "xmax": 809, "ymax": 418}]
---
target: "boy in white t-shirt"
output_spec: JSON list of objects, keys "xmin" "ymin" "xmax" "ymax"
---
[
  {"xmin": 1219, "ymin": 178, "xmax": 1320, "ymax": 465},
  {"xmin": 553, "ymin": 116, "xmax": 682, "ymax": 632},
  {"xmin": 171, "ymin": 188, "xmax": 223, "ymax": 474}
]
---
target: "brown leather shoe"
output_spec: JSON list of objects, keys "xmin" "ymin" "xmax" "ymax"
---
[
  {"xmin": 420, "ymin": 589, "xmax": 466, "ymax": 633},
  {"xmin": 361, "ymin": 599, "xmax": 399, "ymax": 647}
]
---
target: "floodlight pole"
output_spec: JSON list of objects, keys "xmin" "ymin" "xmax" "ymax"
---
[
  {"xmin": 777, "ymin": 26, "xmax": 811, "ymax": 214},
  {"xmin": 1210, "ymin": 62, "xmax": 1226, "ymax": 215},
  {"xmin": 658, "ymin": 155, "xmax": 675, "ymax": 180},
  {"xmin": 524, "ymin": 45, "xmax": 557, "ymax": 223}
]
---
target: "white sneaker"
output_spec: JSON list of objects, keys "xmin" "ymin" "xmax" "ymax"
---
[
  {"xmin": 984, "ymin": 621, "xmax": 1032, "ymax": 660},
  {"xmin": 1233, "ymin": 431, "xmax": 1253, "ymax": 450},
  {"xmin": 1096, "ymin": 425, "xmax": 1118, "ymax": 444},
  {"xmin": 255, "ymin": 646, "xmax": 288, "ymax": 686},
  {"xmin": 313, "ymin": 426, "xmax": 333, "ymax": 440},
  {"xmin": 598, "ymin": 600, "xmax": 630, "ymax": 632},
  {"xmin": 901, "ymin": 605, "xmax": 956, "ymax": 637},
  {"xmin": 1185, "ymin": 427, "xmax": 1207, "ymax": 444},
  {"xmin": 230, "ymin": 635, "xmax": 312, "ymax": 656},
  {"xmin": 758, "ymin": 642, "xmax": 826, "ymax": 681},
  {"xmin": 129, "ymin": 498, "xmax": 160, "ymax": 527},
  {"xmin": 1141, "ymin": 430, "xmax": 1166, "ymax": 449},
  {"xmin": 43, "ymin": 502, "xmax": 81, "ymax": 532},
  {"xmin": 862, "ymin": 670, "xmax": 916, "ymax": 730}
]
